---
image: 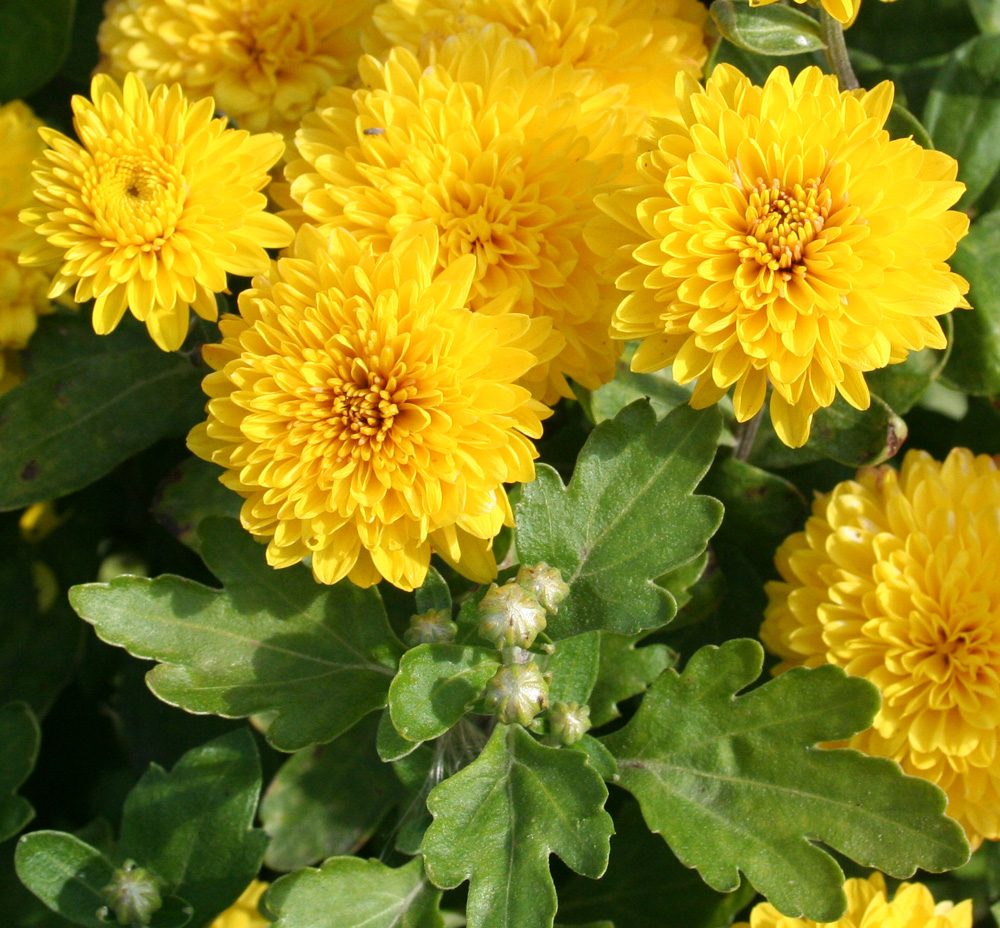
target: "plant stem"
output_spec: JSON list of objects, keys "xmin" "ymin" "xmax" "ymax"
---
[
  {"xmin": 819, "ymin": 9, "xmax": 860, "ymax": 90},
  {"xmin": 733, "ymin": 409, "xmax": 763, "ymax": 462}
]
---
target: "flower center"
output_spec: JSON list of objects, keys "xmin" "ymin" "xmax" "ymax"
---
[
  {"xmin": 320, "ymin": 368, "xmax": 411, "ymax": 457},
  {"xmin": 440, "ymin": 182, "xmax": 523, "ymax": 268},
  {"xmin": 740, "ymin": 178, "xmax": 831, "ymax": 277}
]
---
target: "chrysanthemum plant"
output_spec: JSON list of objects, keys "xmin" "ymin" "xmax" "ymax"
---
[{"xmin": 5, "ymin": 1, "xmax": 1000, "ymax": 927}]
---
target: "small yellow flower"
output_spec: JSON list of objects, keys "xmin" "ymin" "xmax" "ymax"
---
[
  {"xmin": 0, "ymin": 101, "xmax": 58, "ymax": 375},
  {"xmin": 209, "ymin": 880, "xmax": 269, "ymax": 928},
  {"xmin": 19, "ymin": 73, "xmax": 293, "ymax": 352},
  {"xmin": 761, "ymin": 448, "xmax": 1000, "ymax": 847},
  {"xmin": 588, "ymin": 65, "xmax": 969, "ymax": 448},
  {"xmin": 283, "ymin": 24, "xmax": 634, "ymax": 403},
  {"xmin": 98, "ymin": 0, "xmax": 378, "ymax": 140},
  {"xmin": 733, "ymin": 873, "xmax": 971, "ymax": 928},
  {"xmin": 188, "ymin": 222, "xmax": 550, "ymax": 591},
  {"xmin": 367, "ymin": 0, "xmax": 709, "ymax": 120},
  {"xmin": 750, "ymin": 0, "xmax": 898, "ymax": 27}
]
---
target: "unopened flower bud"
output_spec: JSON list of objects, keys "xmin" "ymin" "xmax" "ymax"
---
[
  {"xmin": 483, "ymin": 662, "xmax": 550, "ymax": 726},
  {"xmin": 478, "ymin": 580, "xmax": 547, "ymax": 649},
  {"xmin": 548, "ymin": 701, "xmax": 591, "ymax": 746},
  {"xmin": 101, "ymin": 861, "xmax": 162, "ymax": 926},
  {"xmin": 404, "ymin": 608, "xmax": 457, "ymax": 646},
  {"xmin": 515, "ymin": 562, "xmax": 570, "ymax": 613},
  {"xmin": 499, "ymin": 645, "xmax": 533, "ymax": 665}
]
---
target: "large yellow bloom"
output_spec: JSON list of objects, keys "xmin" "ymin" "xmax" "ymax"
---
[
  {"xmin": 367, "ymin": 0, "xmax": 709, "ymax": 120},
  {"xmin": 19, "ymin": 73, "xmax": 293, "ymax": 352},
  {"xmin": 734, "ymin": 873, "xmax": 971, "ymax": 928},
  {"xmin": 98, "ymin": 0, "xmax": 377, "ymax": 140},
  {"xmin": 283, "ymin": 25, "xmax": 633, "ymax": 403},
  {"xmin": 187, "ymin": 222, "xmax": 550, "ymax": 591},
  {"xmin": 0, "ymin": 101, "xmax": 57, "ymax": 379},
  {"xmin": 588, "ymin": 65, "xmax": 969, "ymax": 448},
  {"xmin": 209, "ymin": 880, "xmax": 268, "ymax": 928},
  {"xmin": 761, "ymin": 448, "xmax": 1000, "ymax": 846}
]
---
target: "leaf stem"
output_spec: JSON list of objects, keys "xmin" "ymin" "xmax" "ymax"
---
[
  {"xmin": 733, "ymin": 409, "xmax": 763, "ymax": 462},
  {"xmin": 819, "ymin": 9, "xmax": 859, "ymax": 90}
]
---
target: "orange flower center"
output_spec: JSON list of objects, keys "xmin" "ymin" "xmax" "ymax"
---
[{"xmin": 740, "ymin": 178, "xmax": 831, "ymax": 278}]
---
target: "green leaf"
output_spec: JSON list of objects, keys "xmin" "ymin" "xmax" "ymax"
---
[
  {"xmin": 377, "ymin": 709, "xmax": 422, "ymax": 762},
  {"xmin": 544, "ymin": 632, "xmax": 601, "ymax": 706},
  {"xmin": 0, "ymin": 702, "xmax": 40, "ymax": 842},
  {"xmin": 588, "ymin": 633, "xmax": 673, "ymax": 729},
  {"xmin": 260, "ymin": 714, "xmax": 405, "ymax": 871},
  {"xmin": 15, "ymin": 832, "xmax": 191, "ymax": 928},
  {"xmin": 970, "ymin": 0, "xmax": 1000, "ymax": 34},
  {"xmin": 0, "ymin": 0, "xmax": 75, "ymax": 101},
  {"xmin": 944, "ymin": 212, "xmax": 1000, "ymax": 395},
  {"xmin": 924, "ymin": 35, "xmax": 1000, "ymax": 207},
  {"xmin": 711, "ymin": 0, "xmax": 825, "ymax": 56},
  {"xmin": 414, "ymin": 567, "xmax": 452, "ymax": 615},
  {"xmin": 804, "ymin": 393, "xmax": 907, "ymax": 467},
  {"xmin": 422, "ymin": 724, "xmax": 613, "ymax": 928},
  {"xmin": 69, "ymin": 518, "xmax": 402, "ymax": 752},
  {"xmin": 266, "ymin": 857, "xmax": 443, "ymax": 928},
  {"xmin": 557, "ymin": 798, "xmax": 755, "ymax": 928},
  {"xmin": 575, "ymin": 356, "xmax": 692, "ymax": 425},
  {"xmin": 0, "ymin": 341, "xmax": 204, "ymax": 511},
  {"xmin": 151, "ymin": 457, "xmax": 242, "ymax": 554},
  {"xmin": 515, "ymin": 402, "xmax": 723, "ymax": 638},
  {"xmin": 885, "ymin": 102, "xmax": 934, "ymax": 148},
  {"xmin": 602, "ymin": 639, "xmax": 970, "ymax": 922},
  {"xmin": 389, "ymin": 644, "xmax": 500, "ymax": 743},
  {"xmin": 865, "ymin": 331, "xmax": 949, "ymax": 415},
  {"xmin": 116, "ymin": 730, "xmax": 266, "ymax": 925}
]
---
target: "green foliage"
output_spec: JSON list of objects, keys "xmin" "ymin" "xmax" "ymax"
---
[
  {"xmin": 0, "ymin": 0, "xmax": 76, "ymax": 101},
  {"xmin": 804, "ymin": 393, "xmax": 908, "ymax": 467},
  {"xmin": 0, "ymin": 703, "xmax": 40, "ymax": 843},
  {"xmin": 711, "ymin": 0, "xmax": 825, "ymax": 56},
  {"xmin": 587, "ymin": 633, "xmax": 673, "ymax": 728},
  {"xmin": 515, "ymin": 402, "xmax": 723, "ymax": 638},
  {"xmin": 603, "ymin": 639, "xmax": 970, "ymax": 922},
  {"xmin": 266, "ymin": 857, "xmax": 444, "ymax": 928},
  {"xmin": 422, "ymin": 724, "xmax": 613, "ymax": 928},
  {"xmin": 69, "ymin": 518, "xmax": 402, "ymax": 751}
]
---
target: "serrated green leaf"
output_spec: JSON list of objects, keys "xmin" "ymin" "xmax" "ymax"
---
[
  {"xmin": 0, "ymin": 0, "xmax": 75, "ymax": 100},
  {"xmin": 116, "ymin": 730, "xmax": 266, "ymax": 926},
  {"xmin": 261, "ymin": 714, "xmax": 404, "ymax": 871},
  {"xmin": 543, "ymin": 632, "xmax": 601, "ymax": 706},
  {"xmin": 568, "ymin": 735, "xmax": 619, "ymax": 782},
  {"xmin": 266, "ymin": 857, "xmax": 443, "ymax": 928},
  {"xmin": 924, "ymin": 35, "xmax": 1000, "ymax": 206},
  {"xmin": 389, "ymin": 644, "xmax": 499, "ymax": 743},
  {"xmin": 557, "ymin": 798, "xmax": 755, "ymax": 928},
  {"xmin": 422, "ymin": 724, "xmax": 613, "ymax": 928},
  {"xmin": 588, "ymin": 633, "xmax": 673, "ymax": 729},
  {"xmin": 0, "ymin": 702, "xmax": 40, "ymax": 842},
  {"xmin": 0, "ymin": 342, "xmax": 204, "ymax": 511},
  {"xmin": 69, "ymin": 518, "xmax": 402, "ymax": 752},
  {"xmin": 15, "ymin": 832, "xmax": 191, "ymax": 928},
  {"xmin": 805, "ymin": 393, "xmax": 907, "ymax": 467},
  {"xmin": 576, "ymin": 357, "xmax": 692, "ymax": 425},
  {"xmin": 944, "ymin": 213, "xmax": 1000, "ymax": 395},
  {"xmin": 711, "ymin": 0, "xmax": 825, "ymax": 56},
  {"xmin": 515, "ymin": 402, "xmax": 723, "ymax": 638},
  {"xmin": 603, "ymin": 639, "xmax": 970, "ymax": 921}
]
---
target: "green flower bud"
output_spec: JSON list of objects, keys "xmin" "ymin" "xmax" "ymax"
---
[
  {"xmin": 101, "ymin": 861, "xmax": 163, "ymax": 926},
  {"xmin": 483, "ymin": 662, "xmax": 550, "ymax": 726},
  {"xmin": 547, "ymin": 701, "xmax": 591, "ymax": 745},
  {"xmin": 478, "ymin": 580, "xmax": 547, "ymax": 649},
  {"xmin": 404, "ymin": 608, "xmax": 458, "ymax": 646},
  {"xmin": 515, "ymin": 562, "xmax": 570, "ymax": 613}
]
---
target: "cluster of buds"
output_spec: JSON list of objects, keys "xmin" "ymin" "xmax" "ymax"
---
[
  {"xmin": 403, "ymin": 607, "xmax": 458, "ymax": 647},
  {"xmin": 99, "ymin": 861, "xmax": 163, "ymax": 927}
]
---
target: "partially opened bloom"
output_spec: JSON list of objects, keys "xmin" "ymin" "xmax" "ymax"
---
[
  {"xmin": 588, "ymin": 65, "xmax": 969, "ymax": 447},
  {"xmin": 284, "ymin": 25, "xmax": 634, "ymax": 403},
  {"xmin": 761, "ymin": 448, "xmax": 1000, "ymax": 846},
  {"xmin": 0, "ymin": 101, "xmax": 57, "ymax": 377},
  {"xmin": 19, "ymin": 73, "xmax": 293, "ymax": 352},
  {"xmin": 98, "ymin": 0, "xmax": 377, "ymax": 140},
  {"xmin": 368, "ymin": 0, "xmax": 709, "ymax": 120},
  {"xmin": 188, "ymin": 222, "xmax": 550, "ymax": 591},
  {"xmin": 733, "ymin": 873, "xmax": 971, "ymax": 928},
  {"xmin": 750, "ymin": 0, "xmax": 897, "ymax": 27},
  {"xmin": 209, "ymin": 880, "xmax": 268, "ymax": 928}
]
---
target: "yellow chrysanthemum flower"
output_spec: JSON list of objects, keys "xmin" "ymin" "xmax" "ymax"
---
[
  {"xmin": 0, "ymin": 101, "xmax": 58, "ymax": 378},
  {"xmin": 283, "ymin": 24, "xmax": 634, "ymax": 403},
  {"xmin": 187, "ymin": 221, "xmax": 550, "ymax": 591},
  {"xmin": 209, "ymin": 880, "xmax": 269, "ymax": 928},
  {"xmin": 367, "ymin": 0, "xmax": 709, "ymax": 120},
  {"xmin": 98, "ymin": 0, "xmax": 377, "ymax": 140},
  {"xmin": 19, "ymin": 73, "xmax": 293, "ymax": 353},
  {"xmin": 750, "ymin": 0, "xmax": 897, "ymax": 27},
  {"xmin": 761, "ymin": 448, "xmax": 1000, "ymax": 846},
  {"xmin": 734, "ymin": 873, "xmax": 971, "ymax": 928},
  {"xmin": 588, "ymin": 65, "xmax": 969, "ymax": 448}
]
